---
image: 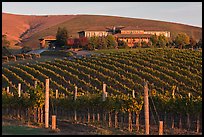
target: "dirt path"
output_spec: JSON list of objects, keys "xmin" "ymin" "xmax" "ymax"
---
[
  {"xmin": 2, "ymin": 117, "xmax": 104, "ymax": 135},
  {"xmin": 2, "ymin": 116, "xmax": 202, "ymax": 135}
]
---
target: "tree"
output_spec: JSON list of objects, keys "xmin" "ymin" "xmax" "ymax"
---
[
  {"xmin": 79, "ymin": 37, "xmax": 89, "ymax": 49},
  {"xmin": 174, "ymin": 33, "xmax": 190, "ymax": 49},
  {"xmin": 21, "ymin": 46, "xmax": 32, "ymax": 53},
  {"xmin": 2, "ymin": 34, "xmax": 10, "ymax": 47},
  {"xmin": 74, "ymin": 38, "xmax": 80, "ymax": 48},
  {"xmin": 149, "ymin": 34, "xmax": 158, "ymax": 47},
  {"xmin": 133, "ymin": 41, "xmax": 141, "ymax": 48},
  {"xmin": 88, "ymin": 36, "xmax": 99, "ymax": 50},
  {"xmin": 67, "ymin": 38, "xmax": 74, "ymax": 48},
  {"xmin": 98, "ymin": 37, "xmax": 108, "ymax": 49},
  {"xmin": 118, "ymin": 40, "xmax": 129, "ymax": 49},
  {"xmin": 197, "ymin": 38, "xmax": 202, "ymax": 49},
  {"xmin": 141, "ymin": 41, "xmax": 148, "ymax": 48},
  {"xmin": 157, "ymin": 34, "xmax": 168, "ymax": 48},
  {"xmin": 106, "ymin": 35, "xmax": 117, "ymax": 49},
  {"xmin": 56, "ymin": 27, "xmax": 69, "ymax": 48},
  {"xmin": 189, "ymin": 37, "xmax": 197, "ymax": 49}
]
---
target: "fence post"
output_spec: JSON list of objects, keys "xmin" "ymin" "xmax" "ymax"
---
[
  {"xmin": 115, "ymin": 111, "xmax": 118, "ymax": 128},
  {"xmin": 52, "ymin": 115, "xmax": 56, "ymax": 130},
  {"xmin": 132, "ymin": 90, "xmax": 135, "ymax": 98},
  {"xmin": 18, "ymin": 83, "xmax": 21, "ymax": 97},
  {"xmin": 74, "ymin": 86, "xmax": 77, "ymax": 100},
  {"xmin": 187, "ymin": 93, "xmax": 191, "ymax": 130},
  {"xmin": 159, "ymin": 121, "xmax": 163, "ymax": 135},
  {"xmin": 74, "ymin": 86, "xmax": 77, "ymax": 121},
  {"xmin": 108, "ymin": 112, "xmax": 112, "ymax": 128},
  {"xmin": 56, "ymin": 89, "xmax": 58, "ymax": 99},
  {"xmin": 45, "ymin": 79, "xmax": 49, "ymax": 128},
  {"xmin": 196, "ymin": 114, "xmax": 200, "ymax": 133},
  {"xmin": 144, "ymin": 81, "xmax": 149, "ymax": 135},
  {"xmin": 102, "ymin": 83, "xmax": 107, "ymax": 126},
  {"xmin": 7, "ymin": 86, "xmax": 9, "ymax": 93},
  {"xmin": 128, "ymin": 111, "xmax": 132, "ymax": 132},
  {"xmin": 34, "ymin": 81, "xmax": 37, "ymax": 88},
  {"xmin": 102, "ymin": 83, "xmax": 107, "ymax": 101},
  {"xmin": 97, "ymin": 113, "xmax": 100, "ymax": 123}
]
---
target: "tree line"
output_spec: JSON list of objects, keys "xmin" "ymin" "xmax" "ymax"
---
[
  {"xmin": 2, "ymin": 27, "xmax": 202, "ymax": 51},
  {"xmin": 55, "ymin": 27, "xmax": 202, "ymax": 50}
]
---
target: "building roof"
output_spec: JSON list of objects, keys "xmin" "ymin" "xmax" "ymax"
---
[
  {"xmin": 78, "ymin": 26, "xmax": 108, "ymax": 32},
  {"xmin": 120, "ymin": 26, "xmax": 143, "ymax": 31},
  {"xmin": 120, "ymin": 26, "xmax": 168, "ymax": 31},
  {"xmin": 78, "ymin": 26, "xmax": 169, "ymax": 33},
  {"xmin": 114, "ymin": 34, "xmax": 152, "ymax": 38},
  {"xmin": 39, "ymin": 35, "xmax": 56, "ymax": 40}
]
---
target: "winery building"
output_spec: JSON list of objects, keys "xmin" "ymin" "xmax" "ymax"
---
[{"xmin": 78, "ymin": 26, "xmax": 170, "ymax": 47}]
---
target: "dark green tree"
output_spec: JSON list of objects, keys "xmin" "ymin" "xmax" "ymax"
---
[
  {"xmin": 141, "ymin": 41, "xmax": 148, "ymax": 48},
  {"xmin": 106, "ymin": 35, "xmax": 117, "ymax": 49},
  {"xmin": 2, "ymin": 34, "xmax": 10, "ymax": 47},
  {"xmin": 157, "ymin": 34, "xmax": 168, "ymax": 48},
  {"xmin": 88, "ymin": 36, "xmax": 99, "ymax": 50},
  {"xmin": 56, "ymin": 27, "xmax": 69, "ymax": 48},
  {"xmin": 197, "ymin": 38, "xmax": 202, "ymax": 48},
  {"xmin": 98, "ymin": 37, "xmax": 107, "ymax": 49},
  {"xmin": 21, "ymin": 46, "xmax": 32, "ymax": 53},
  {"xmin": 174, "ymin": 33, "xmax": 190, "ymax": 49},
  {"xmin": 133, "ymin": 41, "xmax": 141, "ymax": 48},
  {"xmin": 189, "ymin": 37, "xmax": 197, "ymax": 49},
  {"xmin": 149, "ymin": 34, "xmax": 158, "ymax": 47},
  {"xmin": 118, "ymin": 40, "xmax": 129, "ymax": 49}
]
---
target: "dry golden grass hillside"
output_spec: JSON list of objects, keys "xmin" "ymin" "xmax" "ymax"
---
[{"xmin": 2, "ymin": 13, "xmax": 202, "ymax": 49}]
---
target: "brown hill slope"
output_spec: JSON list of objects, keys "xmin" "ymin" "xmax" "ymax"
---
[
  {"xmin": 2, "ymin": 13, "xmax": 202, "ymax": 49},
  {"xmin": 2, "ymin": 13, "xmax": 76, "ymax": 47}
]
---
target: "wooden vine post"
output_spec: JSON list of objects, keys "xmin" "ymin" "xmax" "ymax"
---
[
  {"xmin": 45, "ymin": 79, "xmax": 49, "ymax": 128},
  {"xmin": 114, "ymin": 111, "xmax": 118, "ymax": 128},
  {"xmin": 144, "ymin": 81, "xmax": 149, "ymax": 135},
  {"xmin": 74, "ymin": 86, "xmax": 77, "ymax": 121},
  {"xmin": 55, "ymin": 89, "xmax": 58, "ymax": 117},
  {"xmin": 128, "ymin": 110, "xmax": 132, "ymax": 132},
  {"xmin": 187, "ymin": 93, "xmax": 191, "ymax": 131},
  {"xmin": 17, "ymin": 83, "xmax": 21, "ymax": 118},
  {"xmin": 18, "ymin": 83, "xmax": 21, "ymax": 97},
  {"xmin": 102, "ymin": 83, "xmax": 107, "ymax": 101},
  {"xmin": 52, "ymin": 115, "xmax": 56, "ymax": 130},
  {"xmin": 159, "ymin": 121, "xmax": 163, "ymax": 135},
  {"xmin": 7, "ymin": 86, "xmax": 9, "ymax": 93},
  {"xmin": 196, "ymin": 114, "xmax": 200, "ymax": 133},
  {"xmin": 102, "ymin": 83, "xmax": 107, "ymax": 126},
  {"xmin": 34, "ymin": 81, "xmax": 37, "ymax": 89},
  {"xmin": 56, "ymin": 89, "xmax": 58, "ymax": 99}
]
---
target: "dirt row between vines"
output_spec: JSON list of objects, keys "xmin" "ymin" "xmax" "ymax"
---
[{"xmin": 2, "ymin": 116, "xmax": 202, "ymax": 135}]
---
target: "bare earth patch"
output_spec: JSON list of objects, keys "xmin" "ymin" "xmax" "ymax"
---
[{"xmin": 2, "ymin": 116, "xmax": 202, "ymax": 135}]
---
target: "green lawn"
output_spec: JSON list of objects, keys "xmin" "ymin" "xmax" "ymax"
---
[{"xmin": 2, "ymin": 125, "xmax": 48, "ymax": 135}]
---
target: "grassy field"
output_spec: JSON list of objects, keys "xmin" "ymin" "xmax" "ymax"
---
[
  {"xmin": 2, "ymin": 125, "xmax": 48, "ymax": 135},
  {"xmin": 2, "ymin": 116, "xmax": 49, "ymax": 135}
]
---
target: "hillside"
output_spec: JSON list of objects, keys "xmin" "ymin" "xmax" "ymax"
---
[
  {"xmin": 2, "ymin": 47, "xmax": 12, "ymax": 56},
  {"xmin": 2, "ymin": 13, "xmax": 202, "ymax": 49},
  {"xmin": 2, "ymin": 13, "xmax": 76, "ymax": 48}
]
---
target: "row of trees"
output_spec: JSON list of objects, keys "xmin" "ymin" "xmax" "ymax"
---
[
  {"xmin": 2, "ymin": 34, "xmax": 10, "ymax": 47},
  {"xmin": 139, "ymin": 33, "xmax": 202, "ymax": 49},
  {"xmin": 55, "ymin": 27, "xmax": 202, "ymax": 50},
  {"xmin": 55, "ymin": 27, "xmax": 118, "ymax": 50}
]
